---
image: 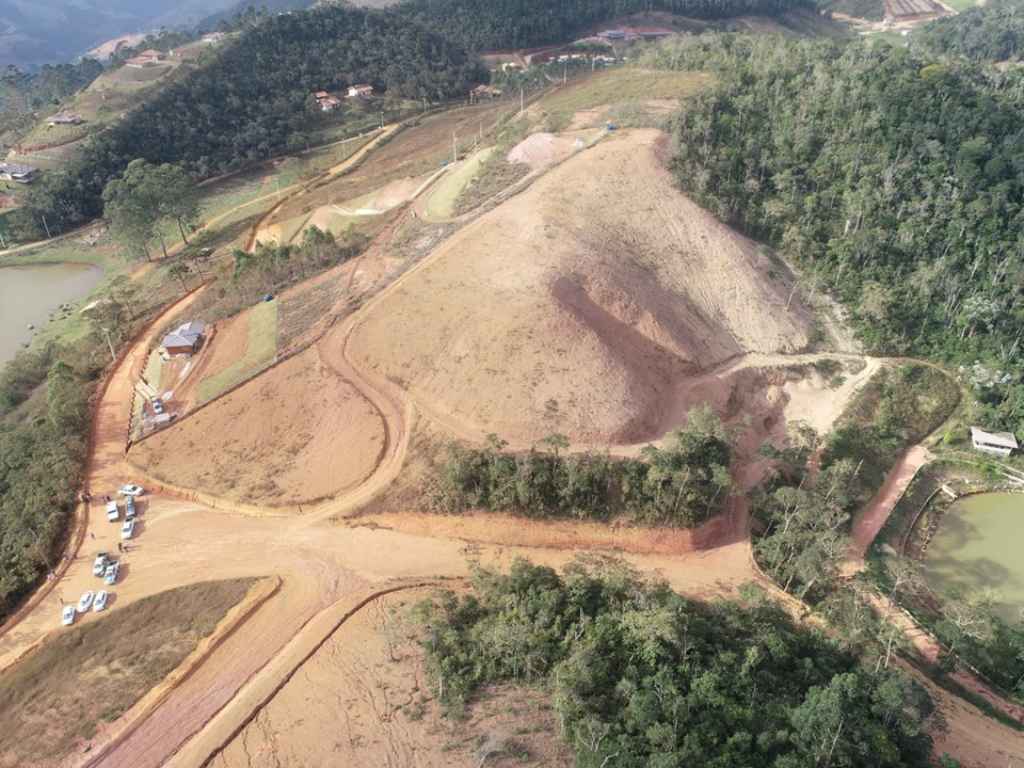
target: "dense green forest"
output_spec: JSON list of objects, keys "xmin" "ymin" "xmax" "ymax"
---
[
  {"xmin": 435, "ymin": 406, "xmax": 732, "ymax": 527},
  {"xmin": 656, "ymin": 35, "xmax": 1024, "ymax": 438},
  {"xmin": 12, "ymin": 5, "xmax": 483, "ymax": 238},
  {"xmin": 395, "ymin": 0, "xmax": 812, "ymax": 50},
  {"xmin": 916, "ymin": 0, "xmax": 1024, "ymax": 61},
  {"xmin": 418, "ymin": 559, "xmax": 936, "ymax": 767}
]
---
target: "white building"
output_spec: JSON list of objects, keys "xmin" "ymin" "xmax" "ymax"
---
[{"xmin": 970, "ymin": 426, "xmax": 1019, "ymax": 457}]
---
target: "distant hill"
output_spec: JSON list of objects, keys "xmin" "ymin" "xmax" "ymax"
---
[{"xmin": 0, "ymin": 0, "xmax": 312, "ymax": 68}]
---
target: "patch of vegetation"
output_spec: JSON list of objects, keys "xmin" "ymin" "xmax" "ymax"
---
[
  {"xmin": 0, "ymin": 579, "xmax": 255, "ymax": 766},
  {"xmin": 753, "ymin": 364, "xmax": 959, "ymax": 601},
  {"xmin": 452, "ymin": 153, "xmax": 529, "ymax": 216},
  {"xmin": 197, "ymin": 299, "xmax": 279, "ymax": 404},
  {"xmin": 825, "ymin": 364, "xmax": 960, "ymax": 505},
  {"xmin": 434, "ymin": 406, "xmax": 732, "ymax": 527},
  {"xmin": 416, "ymin": 558, "xmax": 936, "ymax": 766}
]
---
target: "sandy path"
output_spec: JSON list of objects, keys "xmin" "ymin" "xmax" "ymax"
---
[{"xmin": 847, "ymin": 444, "xmax": 932, "ymax": 561}]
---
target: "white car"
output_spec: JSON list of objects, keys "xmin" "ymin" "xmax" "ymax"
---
[
  {"xmin": 106, "ymin": 500, "xmax": 119, "ymax": 522},
  {"xmin": 77, "ymin": 590, "xmax": 95, "ymax": 612},
  {"xmin": 104, "ymin": 561, "xmax": 120, "ymax": 585},
  {"xmin": 125, "ymin": 496, "xmax": 136, "ymax": 519},
  {"xmin": 93, "ymin": 590, "xmax": 109, "ymax": 612},
  {"xmin": 92, "ymin": 552, "xmax": 109, "ymax": 576},
  {"xmin": 121, "ymin": 518, "xmax": 135, "ymax": 540},
  {"xmin": 61, "ymin": 605, "xmax": 76, "ymax": 626},
  {"xmin": 119, "ymin": 484, "xmax": 144, "ymax": 497}
]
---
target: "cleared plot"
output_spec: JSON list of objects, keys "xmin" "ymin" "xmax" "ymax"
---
[
  {"xmin": 348, "ymin": 129, "xmax": 813, "ymax": 445},
  {"xmin": 0, "ymin": 579, "xmax": 255, "ymax": 768},
  {"xmin": 196, "ymin": 299, "xmax": 279, "ymax": 405},
  {"xmin": 208, "ymin": 589, "xmax": 574, "ymax": 768},
  {"xmin": 130, "ymin": 347, "xmax": 386, "ymax": 505}
]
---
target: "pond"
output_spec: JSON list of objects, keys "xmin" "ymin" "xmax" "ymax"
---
[
  {"xmin": 924, "ymin": 491, "xmax": 1024, "ymax": 621},
  {"xmin": 0, "ymin": 263, "xmax": 104, "ymax": 365}
]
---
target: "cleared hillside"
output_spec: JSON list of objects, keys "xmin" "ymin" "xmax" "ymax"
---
[{"xmin": 347, "ymin": 129, "xmax": 814, "ymax": 445}]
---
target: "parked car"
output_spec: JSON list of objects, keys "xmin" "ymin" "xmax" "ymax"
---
[
  {"xmin": 152, "ymin": 399, "xmax": 164, "ymax": 415},
  {"xmin": 93, "ymin": 590, "xmax": 109, "ymax": 612},
  {"xmin": 119, "ymin": 484, "xmax": 144, "ymax": 497},
  {"xmin": 125, "ymin": 496, "xmax": 136, "ymax": 520},
  {"xmin": 121, "ymin": 518, "xmax": 135, "ymax": 540},
  {"xmin": 106, "ymin": 500, "xmax": 119, "ymax": 522},
  {"xmin": 104, "ymin": 561, "xmax": 120, "ymax": 585},
  {"xmin": 77, "ymin": 590, "xmax": 94, "ymax": 612},
  {"xmin": 61, "ymin": 605, "xmax": 76, "ymax": 626},
  {"xmin": 92, "ymin": 552, "xmax": 109, "ymax": 576}
]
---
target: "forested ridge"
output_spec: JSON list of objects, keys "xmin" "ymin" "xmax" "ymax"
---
[
  {"xmin": 916, "ymin": 0, "xmax": 1024, "ymax": 62},
  {"xmin": 418, "ymin": 559, "xmax": 936, "ymax": 767},
  {"xmin": 394, "ymin": 0, "xmax": 812, "ymax": 50},
  {"xmin": 657, "ymin": 36, "xmax": 1024, "ymax": 438},
  {"xmin": 13, "ymin": 5, "xmax": 483, "ymax": 238}
]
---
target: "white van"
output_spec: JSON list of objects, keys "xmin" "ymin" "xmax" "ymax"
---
[{"xmin": 105, "ymin": 500, "xmax": 119, "ymax": 522}]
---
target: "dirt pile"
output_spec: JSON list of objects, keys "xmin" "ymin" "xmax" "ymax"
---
[
  {"xmin": 348, "ymin": 129, "xmax": 814, "ymax": 445},
  {"xmin": 506, "ymin": 131, "xmax": 581, "ymax": 170},
  {"xmin": 129, "ymin": 348, "xmax": 385, "ymax": 505}
]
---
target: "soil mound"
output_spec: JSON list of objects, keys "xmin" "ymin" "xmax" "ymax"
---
[
  {"xmin": 507, "ymin": 132, "xmax": 580, "ymax": 169},
  {"xmin": 349, "ymin": 129, "xmax": 814, "ymax": 445},
  {"xmin": 129, "ymin": 349, "xmax": 385, "ymax": 505}
]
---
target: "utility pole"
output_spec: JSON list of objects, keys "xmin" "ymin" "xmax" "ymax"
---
[
  {"xmin": 100, "ymin": 326, "xmax": 116, "ymax": 362},
  {"xmin": 380, "ymin": 110, "xmax": 384, "ymax": 129},
  {"xmin": 563, "ymin": 63, "xmax": 567, "ymax": 85},
  {"xmin": 41, "ymin": 214, "xmax": 52, "ymax": 239}
]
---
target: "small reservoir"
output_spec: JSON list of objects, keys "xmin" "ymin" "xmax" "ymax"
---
[
  {"xmin": 924, "ymin": 491, "xmax": 1024, "ymax": 621},
  {"xmin": 0, "ymin": 263, "xmax": 104, "ymax": 365}
]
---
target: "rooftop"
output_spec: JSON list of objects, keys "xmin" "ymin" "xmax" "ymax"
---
[{"xmin": 971, "ymin": 426, "xmax": 1020, "ymax": 450}]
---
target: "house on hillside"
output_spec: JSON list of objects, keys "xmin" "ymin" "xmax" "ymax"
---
[
  {"xmin": 125, "ymin": 49, "xmax": 165, "ymax": 68},
  {"xmin": 161, "ymin": 320, "xmax": 206, "ymax": 356},
  {"xmin": 0, "ymin": 162, "xmax": 39, "ymax": 184},
  {"xmin": 970, "ymin": 426, "xmax": 1019, "ymax": 457},
  {"xmin": 346, "ymin": 84, "xmax": 374, "ymax": 99},
  {"xmin": 48, "ymin": 112, "xmax": 85, "ymax": 127},
  {"xmin": 598, "ymin": 29, "xmax": 626, "ymax": 40},
  {"xmin": 471, "ymin": 84, "xmax": 502, "ymax": 100},
  {"xmin": 313, "ymin": 91, "xmax": 342, "ymax": 111},
  {"xmin": 201, "ymin": 32, "xmax": 227, "ymax": 45}
]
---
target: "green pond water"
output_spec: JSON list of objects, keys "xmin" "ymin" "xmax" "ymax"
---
[
  {"xmin": 0, "ymin": 262, "xmax": 103, "ymax": 365},
  {"xmin": 924, "ymin": 492, "xmax": 1024, "ymax": 621}
]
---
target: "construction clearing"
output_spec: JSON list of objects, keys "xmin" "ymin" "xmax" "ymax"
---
[{"xmin": 3, "ymin": 65, "xmax": 1022, "ymax": 768}]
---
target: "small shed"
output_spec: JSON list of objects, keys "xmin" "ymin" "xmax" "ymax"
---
[
  {"xmin": 161, "ymin": 320, "xmax": 206, "ymax": 356},
  {"xmin": 970, "ymin": 426, "xmax": 1019, "ymax": 457}
]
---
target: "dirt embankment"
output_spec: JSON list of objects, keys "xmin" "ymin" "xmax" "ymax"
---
[{"xmin": 347, "ymin": 129, "xmax": 813, "ymax": 446}]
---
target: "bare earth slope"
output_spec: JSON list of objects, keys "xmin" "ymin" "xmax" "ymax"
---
[
  {"xmin": 130, "ymin": 349, "xmax": 385, "ymax": 506},
  {"xmin": 348, "ymin": 129, "xmax": 813, "ymax": 445}
]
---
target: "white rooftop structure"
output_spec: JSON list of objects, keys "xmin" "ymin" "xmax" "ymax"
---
[{"xmin": 970, "ymin": 426, "xmax": 1019, "ymax": 457}]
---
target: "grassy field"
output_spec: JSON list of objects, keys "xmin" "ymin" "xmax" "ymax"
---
[
  {"xmin": 197, "ymin": 299, "xmax": 279, "ymax": 404},
  {"xmin": 0, "ymin": 579, "xmax": 255, "ymax": 767},
  {"xmin": 535, "ymin": 68, "xmax": 713, "ymax": 131},
  {"xmin": 942, "ymin": 0, "xmax": 980, "ymax": 10},
  {"xmin": 424, "ymin": 146, "xmax": 495, "ymax": 221}
]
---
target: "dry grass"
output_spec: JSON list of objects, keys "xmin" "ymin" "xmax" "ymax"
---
[{"xmin": 0, "ymin": 579, "xmax": 255, "ymax": 768}]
